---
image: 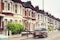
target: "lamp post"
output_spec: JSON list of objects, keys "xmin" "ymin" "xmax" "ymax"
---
[
  {"xmin": 42, "ymin": 0, "xmax": 44, "ymax": 10},
  {"xmin": 42, "ymin": 0, "xmax": 46, "ymax": 29}
]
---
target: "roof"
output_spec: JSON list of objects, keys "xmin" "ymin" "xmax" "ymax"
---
[
  {"xmin": 45, "ymin": 12, "xmax": 60, "ymax": 21},
  {"xmin": 12, "ymin": 0, "xmax": 60, "ymax": 22},
  {"xmin": 12, "ymin": 0, "xmax": 22, "ymax": 4},
  {"xmin": 22, "ymin": 1, "xmax": 35, "ymax": 11},
  {"xmin": 35, "ymin": 6, "xmax": 44, "ymax": 14}
]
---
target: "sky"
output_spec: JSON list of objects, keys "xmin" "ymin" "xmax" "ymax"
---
[{"xmin": 21, "ymin": 0, "xmax": 60, "ymax": 18}]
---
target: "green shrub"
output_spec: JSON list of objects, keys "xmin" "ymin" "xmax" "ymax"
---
[
  {"xmin": 58, "ymin": 26, "xmax": 60, "ymax": 31},
  {"xmin": 7, "ymin": 22, "xmax": 24, "ymax": 34},
  {"xmin": 48, "ymin": 25, "xmax": 53, "ymax": 31}
]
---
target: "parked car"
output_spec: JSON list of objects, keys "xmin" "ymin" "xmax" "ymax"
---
[
  {"xmin": 21, "ymin": 30, "xmax": 30, "ymax": 36},
  {"xmin": 33, "ymin": 28, "xmax": 48, "ymax": 38}
]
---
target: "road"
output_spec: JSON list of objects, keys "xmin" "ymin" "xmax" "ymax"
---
[
  {"xmin": 9, "ymin": 31, "xmax": 60, "ymax": 40},
  {"xmin": 21, "ymin": 31, "xmax": 60, "ymax": 40}
]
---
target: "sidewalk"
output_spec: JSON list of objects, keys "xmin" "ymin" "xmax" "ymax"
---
[
  {"xmin": 9, "ymin": 34, "xmax": 32, "ymax": 40},
  {"xmin": 48, "ymin": 30, "xmax": 59, "ymax": 34},
  {"xmin": 48, "ymin": 30, "xmax": 59, "ymax": 37}
]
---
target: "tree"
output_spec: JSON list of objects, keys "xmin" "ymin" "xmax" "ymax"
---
[
  {"xmin": 7, "ymin": 22, "xmax": 24, "ymax": 34},
  {"xmin": 48, "ymin": 25, "xmax": 53, "ymax": 31},
  {"xmin": 58, "ymin": 26, "xmax": 60, "ymax": 31}
]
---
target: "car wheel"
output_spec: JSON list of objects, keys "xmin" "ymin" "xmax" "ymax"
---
[
  {"xmin": 33, "ymin": 35, "xmax": 36, "ymax": 38},
  {"xmin": 43, "ymin": 35, "xmax": 46, "ymax": 38},
  {"xmin": 45, "ymin": 35, "xmax": 48, "ymax": 38},
  {"xmin": 44, "ymin": 35, "xmax": 48, "ymax": 38}
]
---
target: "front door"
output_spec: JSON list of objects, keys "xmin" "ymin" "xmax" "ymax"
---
[
  {"xmin": 0, "ymin": 16, "xmax": 3, "ymax": 31},
  {"xmin": 23, "ymin": 20, "xmax": 30, "ymax": 31}
]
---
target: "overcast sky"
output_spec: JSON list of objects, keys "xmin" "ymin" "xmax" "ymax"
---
[{"xmin": 21, "ymin": 0, "xmax": 60, "ymax": 18}]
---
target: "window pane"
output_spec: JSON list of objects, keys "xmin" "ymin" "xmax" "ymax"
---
[
  {"xmin": 25, "ymin": 11, "xmax": 26, "ymax": 16},
  {"xmin": 38, "ymin": 15, "xmax": 39, "ymax": 19},
  {"xmin": 20, "ymin": 6, "xmax": 21, "ymax": 13},
  {"xmin": 8, "ymin": 3, "xmax": 10, "ymax": 10},
  {"xmin": 10, "ymin": 19, "xmax": 12, "ymax": 22},
  {"xmin": 15, "ymin": 4, "xmax": 17, "ymax": 13},
  {"xmin": 2, "ymin": 3, "xmax": 4, "ymax": 10},
  {"xmin": 1, "ymin": 0, "xmax": 3, "ymax": 2},
  {"xmin": 32, "ymin": 12, "xmax": 35, "ymax": 17},
  {"xmin": 29, "ymin": 11, "xmax": 30, "ymax": 16}
]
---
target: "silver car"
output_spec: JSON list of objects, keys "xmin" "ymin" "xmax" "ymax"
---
[{"xmin": 33, "ymin": 28, "xmax": 48, "ymax": 38}]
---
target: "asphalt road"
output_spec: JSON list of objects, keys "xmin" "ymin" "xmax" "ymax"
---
[
  {"xmin": 9, "ymin": 31, "xmax": 60, "ymax": 40},
  {"xmin": 21, "ymin": 31, "xmax": 60, "ymax": 40}
]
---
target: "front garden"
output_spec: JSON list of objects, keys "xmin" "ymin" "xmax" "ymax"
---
[
  {"xmin": 48, "ymin": 25, "xmax": 53, "ymax": 31},
  {"xmin": 6, "ymin": 22, "xmax": 24, "ymax": 35}
]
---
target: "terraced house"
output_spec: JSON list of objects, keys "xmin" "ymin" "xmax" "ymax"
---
[{"xmin": 0, "ymin": 0, "xmax": 60, "ymax": 35}]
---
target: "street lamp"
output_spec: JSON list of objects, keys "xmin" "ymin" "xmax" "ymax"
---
[
  {"xmin": 42, "ymin": 0, "xmax": 44, "ymax": 10},
  {"xmin": 42, "ymin": 0, "xmax": 47, "ymax": 29}
]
